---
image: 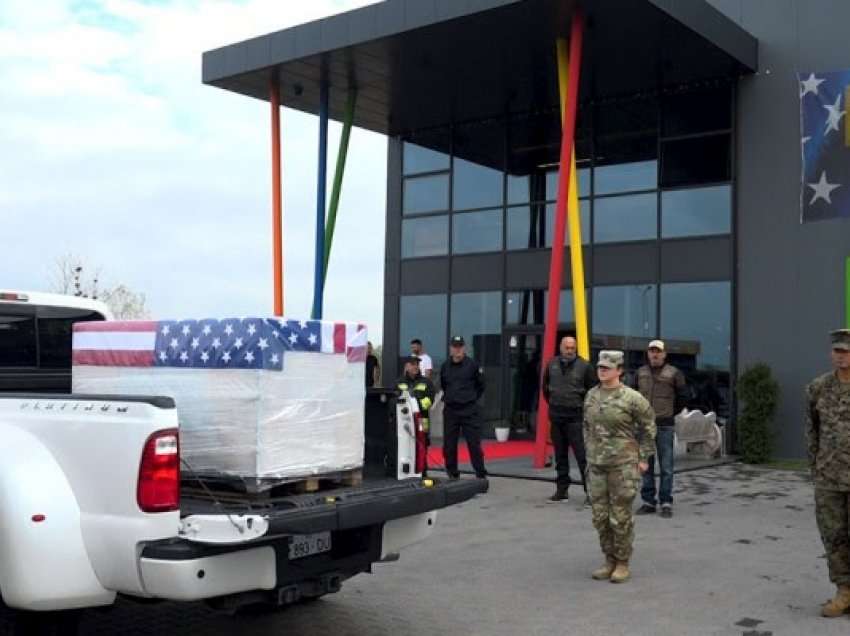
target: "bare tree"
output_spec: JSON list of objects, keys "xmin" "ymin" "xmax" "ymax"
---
[
  {"xmin": 49, "ymin": 254, "xmax": 102, "ymax": 299},
  {"xmin": 48, "ymin": 254, "xmax": 149, "ymax": 319}
]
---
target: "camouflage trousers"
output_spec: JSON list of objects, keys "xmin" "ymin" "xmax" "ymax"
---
[
  {"xmin": 589, "ymin": 462, "xmax": 640, "ymax": 562},
  {"xmin": 815, "ymin": 488, "xmax": 850, "ymax": 586}
]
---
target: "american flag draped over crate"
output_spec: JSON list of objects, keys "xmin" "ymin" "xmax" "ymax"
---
[
  {"xmin": 71, "ymin": 318, "xmax": 367, "ymax": 369},
  {"xmin": 72, "ymin": 317, "xmax": 368, "ymax": 486}
]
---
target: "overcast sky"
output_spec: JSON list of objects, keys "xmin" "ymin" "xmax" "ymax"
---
[{"xmin": 0, "ymin": 0, "xmax": 387, "ymax": 342}]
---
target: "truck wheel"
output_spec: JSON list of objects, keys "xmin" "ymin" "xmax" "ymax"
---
[{"xmin": 9, "ymin": 610, "xmax": 81, "ymax": 636}]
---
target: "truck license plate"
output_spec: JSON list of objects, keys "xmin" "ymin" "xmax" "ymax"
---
[{"xmin": 288, "ymin": 532, "xmax": 332, "ymax": 560}]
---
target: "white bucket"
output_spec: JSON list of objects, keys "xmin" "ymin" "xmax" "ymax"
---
[{"xmin": 495, "ymin": 427, "xmax": 510, "ymax": 443}]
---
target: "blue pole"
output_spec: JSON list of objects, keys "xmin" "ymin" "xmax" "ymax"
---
[{"xmin": 312, "ymin": 80, "xmax": 329, "ymax": 319}]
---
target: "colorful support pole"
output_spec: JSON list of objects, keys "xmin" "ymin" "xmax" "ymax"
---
[
  {"xmin": 556, "ymin": 38, "xmax": 590, "ymax": 361},
  {"xmin": 312, "ymin": 80, "xmax": 329, "ymax": 320},
  {"xmin": 322, "ymin": 89, "xmax": 357, "ymax": 287},
  {"xmin": 270, "ymin": 72, "xmax": 284, "ymax": 317},
  {"xmin": 533, "ymin": 10, "xmax": 585, "ymax": 469}
]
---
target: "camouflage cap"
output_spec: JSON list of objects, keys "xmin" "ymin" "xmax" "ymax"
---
[
  {"xmin": 597, "ymin": 350, "xmax": 624, "ymax": 369},
  {"xmin": 831, "ymin": 329, "xmax": 850, "ymax": 351}
]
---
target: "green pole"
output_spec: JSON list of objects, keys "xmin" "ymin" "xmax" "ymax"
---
[
  {"xmin": 322, "ymin": 89, "xmax": 357, "ymax": 286},
  {"xmin": 846, "ymin": 256, "xmax": 850, "ymax": 329}
]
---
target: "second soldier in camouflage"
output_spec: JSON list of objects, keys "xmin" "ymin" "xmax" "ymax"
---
[
  {"xmin": 806, "ymin": 328, "xmax": 850, "ymax": 618},
  {"xmin": 584, "ymin": 350, "xmax": 656, "ymax": 583}
]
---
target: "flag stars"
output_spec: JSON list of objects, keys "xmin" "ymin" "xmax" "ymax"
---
[
  {"xmin": 191, "ymin": 337, "xmax": 200, "ymax": 350},
  {"xmin": 212, "ymin": 337, "xmax": 221, "ymax": 349},
  {"xmin": 258, "ymin": 338, "xmax": 269, "ymax": 350},
  {"xmin": 170, "ymin": 337, "xmax": 179, "ymax": 349},
  {"xmin": 245, "ymin": 350, "xmax": 255, "ymax": 363},
  {"xmin": 808, "ymin": 170, "xmax": 841, "ymax": 205},
  {"xmin": 202, "ymin": 325, "xmax": 212, "ymax": 336},
  {"xmin": 288, "ymin": 333, "xmax": 298, "ymax": 345},
  {"xmin": 224, "ymin": 324, "xmax": 234, "ymax": 336},
  {"xmin": 800, "ymin": 73, "xmax": 825, "ymax": 97},
  {"xmin": 222, "ymin": 351, "xmax": 232, "ymax": 364},
  {"xmin": 181, "ymin": 325, "xmax": 191, "ymax": 337},
  {"xmin": 247, "ymin": 323, "xmax": 257, "ymax": 336},
  {"xmin": 161, "ymin": 325, "xmax": 170, "ymax": 336},
  {"xmin": 200, "ymin": 351, "xmax": 210, "ymax": 364},
  {"xmin": 234, "ymin": 337, "xmax": 244, "ymax": 350},
  {"xmin": 824, "ymin": 94, "xmax": 846, "ymax": 136},
  {"xmin": 271, "ymin": 353, "xmax": 280, "ymax": 365},
  {"xmin": 308, "ymin": 333, "xmax": 318, "ymax": 346},
  {"xmin": 158, "ymin": 351, "xmax": 167, "ymax": 362},
  {"xmin": 179, "ymin": 351, "xmax": 189, "ymax": 363}
]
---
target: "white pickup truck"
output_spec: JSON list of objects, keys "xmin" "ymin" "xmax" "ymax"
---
[{"xmin": 0, "ymin": 291, "xmax": 487, "ymax": 633}]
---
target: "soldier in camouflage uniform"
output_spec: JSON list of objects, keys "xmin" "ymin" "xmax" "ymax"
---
[
  {"xmin": 806, "ymin": 328, "xmax": 850, "ymax": 617},
  {"xmin": 584, "ymin": 350, "xmax": 656, "ymax": 583}
]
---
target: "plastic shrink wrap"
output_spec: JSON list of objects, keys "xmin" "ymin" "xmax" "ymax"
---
[{"xmin": 72, "ymin": 317, "xmax": 367, "ymax": 485}]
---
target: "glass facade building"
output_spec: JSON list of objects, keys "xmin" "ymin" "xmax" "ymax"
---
[{"xmin": 390, "ymin": 87, "xmax": 734, "ymax": 435}]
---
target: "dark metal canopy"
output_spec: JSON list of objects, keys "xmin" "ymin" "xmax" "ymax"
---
[{"xmin": 203, "ymin": 0, "xmax": 757, "ymax": 146}]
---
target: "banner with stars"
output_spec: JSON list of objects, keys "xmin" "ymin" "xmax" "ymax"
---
[{"xmin": 800, "ymin": 70, "xmax": 850, "ymax": 223}]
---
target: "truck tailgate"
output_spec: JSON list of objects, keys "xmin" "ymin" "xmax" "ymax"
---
[{"xmin": 145, "ymin": 477, "xmax": 487, "ymax": 558}]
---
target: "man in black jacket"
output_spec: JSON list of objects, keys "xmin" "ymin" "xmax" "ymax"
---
[
  {"xmin": 542, "ymin": 336, "xmax": 596, "ymax": 505},
  {"xmin": 439, "ymin": 336, "xmax": 487, "ymax": 479}
]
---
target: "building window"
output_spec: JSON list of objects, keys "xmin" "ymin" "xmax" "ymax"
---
[
  {"xmin": 450, "ymin": 291, "xmax": 502, "ymax": 420},
  {"xmin": 661, "ymin": 134, "xmax": 731, "ymax": 188},
  {"xmin": 403, "ymin": 141, "xmax": 450, "ymax": 175},
  {"xmin": 506, "ymin": 290, "xmax": 546, "ymax": 325},
  {"xmin": 593, "ymin": 284, "xmax": 657, "ymax": 344},
  {"xmin": 594, "ymin": 160, "xmax": 657, "ymax": 196},
  {"xmin": 546, "ymin": 167, "xmax": 591, "ymax": 200},
  {"xmin": 545, "ymin": 201, "xmax": 591, "ymax": 246},
  {"xmin": 660, "ymin": 281, "xmax": 731, "ymax": 417},
  {"xmin": 403, "ymin": 174, "xmax": 450, "ymax": 215},
  {"xmin": 453, "ymin": 209, "xmax": 503, "ymax": 254},
  {"xmin": 506, "ymin": 204, "xmax": 545, "ymax": 250},
  {"xmin": 660, "ymin": 282, "xmax": 730, "ymax": 372},
  {"xmin": 506, "ymin": 289, "xmax": 585, "ymax": 326},
  {"xmin": 661, "ymin": 185, "xmax": 731, "ymax": 238},
  {"xmin": 401, "ymin": 215, "xmax": 448, "ymax": 258},
  {"xmin": 593, "ymin": 193, "xmax": 657, "ymax": 244},
  {"xmin": 452, "ymin": 158, "xmax": 503, "ymax": 211},
  {"xmin": 662, "ymin": 86, "xmax": 732, "ymax": 137},
  {"xmin": 400, "ymin": 294, "xmax": 447, "ymax": 370}
]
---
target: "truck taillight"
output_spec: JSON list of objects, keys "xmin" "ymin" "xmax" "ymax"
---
[
  {"xmin": 413, "ymin": 412, "xmax": 427, "ymax": 475},
  {"xmin": 137, "ymin": 429, "xmax": 180, "ymax": 513}
]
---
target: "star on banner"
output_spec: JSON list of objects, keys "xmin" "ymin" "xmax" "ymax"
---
[{"xmin": 808, "ymin": 171, "xmax": 841, "ymax": 205}]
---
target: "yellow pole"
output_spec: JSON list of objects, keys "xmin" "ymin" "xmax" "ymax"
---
[{"xmin": 556, "ymin": 38, "xmax": 590, "ymax": 359}]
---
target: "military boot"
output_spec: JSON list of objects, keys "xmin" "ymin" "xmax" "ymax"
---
[
  {"xmin": 610, "ymin": 561, "xmax": 631, "ymax": 583},
  {"xmin": 821, "ymin": 585, "xmax": 850, "ymax": 617},
  {"xmin": 591, "ymin": 557, "xmax": 616, "ymax": 581}
]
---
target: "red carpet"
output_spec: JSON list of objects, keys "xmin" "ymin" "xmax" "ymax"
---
[{"xmin": 428, "ymin": 440, "xmax": 536, "ymax": 465}]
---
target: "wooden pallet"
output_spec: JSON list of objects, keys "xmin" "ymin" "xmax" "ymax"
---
[{"xmin": 183, "ymin": 468, "xmax": 364, "ymax": 500}]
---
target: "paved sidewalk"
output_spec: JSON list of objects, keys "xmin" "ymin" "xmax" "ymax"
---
[{"xmin": 4, "ymin": 464, "xmax": 845, "ymax": 635}]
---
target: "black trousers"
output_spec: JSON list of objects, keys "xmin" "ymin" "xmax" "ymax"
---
[
  {"xmin": 550, "ymin": 415, "xmax": 587, "ymax": 491},
  {"xmin": 443, "ymin": 404, "xmax": 487, "ymax": 478}
]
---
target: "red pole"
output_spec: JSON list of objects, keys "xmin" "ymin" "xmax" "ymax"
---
[
  {"xmin": 270, "ymin": 72, "xmax": 284, "ymax": 316},
  {"xmin": 533, "ymin": 9, "xmax": 585, "ymax": 468}
]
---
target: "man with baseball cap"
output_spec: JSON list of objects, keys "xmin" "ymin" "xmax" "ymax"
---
[
  {"xmin": 806, "ymin": 328, "xmax": 850, "ymax": 617},
  {"xmin": 439, "ymin": 336, "xmax": 487, "ymax": 479},
  {"xmin": 634, "ymin": 339, "xmax": 689, "ymax": 519}
]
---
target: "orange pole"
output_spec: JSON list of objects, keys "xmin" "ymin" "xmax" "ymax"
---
[{"xmin": 270, "ymin": 72, "xmax": 284, "ymax": 316}]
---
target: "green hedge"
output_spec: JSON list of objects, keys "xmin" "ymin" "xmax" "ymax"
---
[{"xmin": 736, "ymin": 363, "xmax": 780, "ymax": 464}]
